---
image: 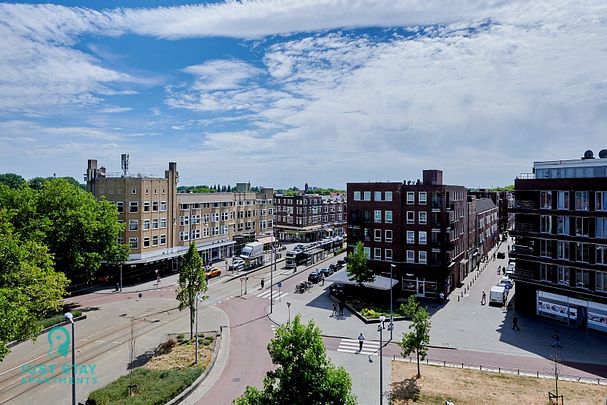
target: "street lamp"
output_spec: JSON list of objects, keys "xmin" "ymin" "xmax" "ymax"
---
[
  {"xmin": 390, "ymin": 264, "xmax": 395, "ymax": 341},
  {"xmin": 195, "ymin": 293, "xmax": 203, "ymax": 364},
  {"xmin": 64, "ymin": 312, "xmax": 76, "ymax": 405},
  {"xmin": 378, "ymin": 315, "xmax": 386, "ymax": 405}
]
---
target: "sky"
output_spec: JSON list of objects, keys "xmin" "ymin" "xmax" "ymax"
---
[{"xmin": 0, "ymin": 0, "xmax": 606, "ymax": 189}]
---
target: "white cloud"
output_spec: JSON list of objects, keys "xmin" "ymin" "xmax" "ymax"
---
[
  {"xmin": 99, "ymin": 106, "xmax": 132, "ymax": 113},
  {"xmin": 183, "ymin": 59, "xmax": 262, "ymax": 91}
]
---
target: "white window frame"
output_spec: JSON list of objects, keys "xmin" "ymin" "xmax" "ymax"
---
[
  {"xmin": 419, "ymin": 231, "xmax": 427, "ymax": 245},
  {"xmin": 129, "ymin": 237, "xmax": 138, "ymax": 249},
  {"xmin": 406, "ymin": 211, "xmax": 415, "ymax": 224},
  {"xmin": 353, "ymin": 191, "xmax": 361, "ymax": 201},
  {"xmin": 385, "ymin": 229, "xmax": 393, "ymax": 242},
  {"xmin": 406, "ymin": 230, "xmax": 415, "ymax": 244},
  {"xmin": 419, "ymin": 211, "xmax": 427, "ymax": 224},
  {"xmin": 385, "ymin": 191, "xmax": 393, "ymax": 202},
  {"xmin": 128, "ymin": 220, "xmax": 138, "ymax": 231},
  {"xmin": 374, "ymin": 210, "xmax": 382, "ymax": 223},
  {"xmin": 374, "ymin": 191, "xmax": 382, "ymax": 201},
  {"xmin": 385, "ymin": 249, "xmax": 393, "ymax": 261},
  {"xmin": 374, "ymin": 248, "xmax": 382, "ymax": 260},
  {"xmin": 406, "ymin": 192, "xmax": 415, "ymax": 205},
  {"xmin": 374, "ymin": 229, "xmax": 382, "ymax": 242},
  {"xmin": 385, "ymin": 210, "xmax": 393, "ymax": 224},
  {"xmin": 419, "ymin": 192, "xmax": 427, "ymax": 205},
  {"xmin": 418, "ymin": 250, "xmax": 427, "ymax": 264},
  {"xmin": 406, "ymin": 250, "xmax": 415, "ymax": 263},
  {"xmin": 364, "ymin": 191, "xmax": 371, "ymax": 201}
]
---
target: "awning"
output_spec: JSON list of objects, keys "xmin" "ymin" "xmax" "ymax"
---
[
  {"xmin": 257, "ymin": 236, "xmax": 276, "ymax": 244},
  {"xmin": 325, "ymin": 270, "xmax": 398, "ymax": 291}
]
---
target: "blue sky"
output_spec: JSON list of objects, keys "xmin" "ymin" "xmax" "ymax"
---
[{"xmin": 1, "ymin": 1, "xmax": 606, "ymax": 188}]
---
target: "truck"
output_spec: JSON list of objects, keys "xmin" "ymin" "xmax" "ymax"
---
[
  {"xmin": 240, "ymin": 242, "xmax": 265, "ymax": 269},
  {"xmin": 489, "ymin": 286, "xmax": 507, "ymax": 306}
]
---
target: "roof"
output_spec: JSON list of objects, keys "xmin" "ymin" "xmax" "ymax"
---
[
  {"xmin": 256, "ymin": 236, "xmax": 276, "ymax": 244},
  {"xmin": 476, "ymin": 198, "xmax": 496, "ymax": 213},
  {"xmin": 325, "ymin": 270, "xmax": 398, "ymax": 290}
]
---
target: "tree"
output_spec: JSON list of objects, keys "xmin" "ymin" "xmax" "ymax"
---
[
  {"xmin": 400, "ymin": 296, "xmax": 431, "ymax": 378},
  {"xmin": 0, "ymin": 173, "xmax": 25, "ymax": 189},
  {"xmin": 234, "ymin": 315, "xmax": 356, "ymax": 405},
  {"xmin": 0, "ymin": 209, "xmax": 69, "ymax": 361},
  {"xmin": 346, "ymin": 241, "xmax": 375, "ymax": 287},
  {"xmin": 176, "ymin": 242, "xmax": 208, "ymax": 339}
]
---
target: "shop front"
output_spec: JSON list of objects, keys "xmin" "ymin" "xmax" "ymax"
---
[{"xmin": 537, "ymin": 290, "xmax": 607, "ymax": 333}]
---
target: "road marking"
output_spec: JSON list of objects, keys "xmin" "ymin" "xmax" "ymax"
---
[
  {"xmin": 256, "ymin": 290, "xmax": 289, "ymax": 301},
  {"xmin": 336, "ymin": 338, "xmax": 379, "ymax": 356},
  {"xmin": 112, "ymin": 341, "xmax": 121, "ymax": 344},
  {"xmin": 98, "ymin": 340, "xmax": 105, "ymax": 343}
]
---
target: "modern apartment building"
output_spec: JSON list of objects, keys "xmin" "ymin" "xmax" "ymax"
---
[
  {"xmin": 273, "ymin": 193, "xmax": 346, "ymax": 242},
  {"xmin": 510, "ymin": 150, "xmax": 607, "ymax": 333},
  {"xmin": 86, "ymin": 158, "xmax": 274, "ymax": 284},
  {"xmin": 347, "ymin": 170, "xmax": 469, "ymax": 298}
]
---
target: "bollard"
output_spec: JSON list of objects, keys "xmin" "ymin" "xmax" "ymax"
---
[
  {"xmin": 458, "ymin": 295, "xmax": 460, "ymax": 302},
  {"xmin": 444, "ymin": 361, "xmax": 446, "ymax": 366},
  {"xmin": 480, "ymin": 365, "xmax": 482, "ymax": 371},
  {"xmin": 461, "ymin": 362, "xmax": 464, "ymax": 368},
  {"xmin": 517, "ymin": 369, "xmax": 520, "ymax": 375},
  {"xmin": 499, "ymin": 367, "xmax": 501, "ymax": 373},
  {"xmin": 537, "ymin": 371, "xmax": 539, "ymax": 378}
]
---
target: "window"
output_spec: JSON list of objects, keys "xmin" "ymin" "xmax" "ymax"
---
[
  {"xmin": 363, "ymin": 191, "xmax": 371, "ymax": 201},
  {"xmin": 596, "ymin": 218, "xmax": 607, "ymax": 238},
  {"xmin": 374, "ymin": 229, "xmax": 382, "ymax": 242},
  {"xmin": 597, "ymin": 245, "xmax": 607, "ymax": 265},
  {"xmin": 597, "ymin": 271, "xmax": 607, "ymax": 292},
  {"xmin": 419, "ymin": 211, "xmax": 427, "ymax": 224},
  {"xmin": 540, "ymin": 191, "xmax": 552, "ymax": 209},
  {"xmin": 406, "ymin": 211, "xmax": 415, "ymax": 224},
  {"xmin": 180, "ymin": 216, "xmax": 189, "ymax": 226},
  {"xmin": 575, "ymin": 269, "xmax": 589, "ymax": 289},
  {"xmin": 418, "ymin": 251, "xmax": 427, "ymax": 264},
  {"xmin": 575, "ymin": 191, "xmax": 589, "ymax": 210},
  {"xmin": 596, "ymin": 192, "xmax": 607, "ymax": 211},
  {"xmin": 540, "ymin": 264, "xmax": 551, "ymax": 281},
  {"xmin": 354, "ymin": 191, "xmax": 361, "ymax": 201},
  {"xmin": 152, "ymin": 235, "xmax": 159, "ymax": 246},
  {"xmin": 406, "ymin": 250, "xmax": 415, "ymax": 263},
  {"xmin": 180, "ymin": 231, "xmax": 189, "ymax": 241},
  {"xmin": 160, "ymin": 201, "xmax": 167, "ymax": 211},
  {"xmin": 128, "ymin": 220, "xmax": 138, "ymax": 231},
  {"xmin": 129, "ymin": 201, "xmax": 138, "ymax": 213},
  {"xmin": 419, "ymin": 192, "xmax": 427, "ymax": 205},
  {"xmin": 385, "ymin": 249, "xmax": 393, "ymax": 261},
  {"xmin": 556, "ymin": 241, "xmax": 569, "ymax": 259},
  {"xmin": 557, "ymin": 216, "xmax": 569, "ymax": 235},
  {"xmin": 407, "ymin": 231, "xmax": 415, "ymax": 244},
  {"xmin": 152, "ymin": 218, "xmax": 159, "ymax": 229},
  {"xmin": 575, "ymin": 242, "xmax": 589, "ymax": 262},
  {"xmin": 374, "ymin": 191, "xmax": 382, "ymax": 201},
  {"xmin": 557, "ymin": 266, "xmax": 570, "ymax": 285},
  {"xmin": 129, "ymin": 237, "xmax": 138, "ymax": 249},
  {"xmin": 374, "ymin": 248, "xmax": 382, "ymax": 260},
  {"xmin": 143, "ymin": 202, "xmax": 151, "ymax": 212},
  {"xmin": 557, "ymin": 191, "xmax": 569, "ymax": 210},
  {"xmin": 160, "ymin": 234, "xmax": 166, "ymax": 245},
  {"xmin": 540, "ymin": 215, "xmax": 552, "ymax": 233},
  {"xmin": 363, "ymin": 247, "xmax": 371, "ymax": 259},
  {"xmin": 152, "ymin": 201, "xmax": 159, "ymax": 211},
  {"xmin": 385, "ymin": 210, "xmax": 393, "ymax": 224},
  {"xmin": 385, "ymin": 191, "xmax": 393, "ymax": 202},
  {"xmin": 143, "ymin": 219, "xmax": 150, "ymax": 230},
  {"xmin": 131, "ymin": 188, "xmax": 137, "ymax": 194},
  {"xmin": 419, "ymin": 231, "xmax": 427, "ymax": 245},
  {"xmin": 406, "ymin": 192, "xmax": 415, "ymax": 204},
  {"xmin": 575, "ymin": 217, "xmax": 589, "ymax": 236},
  {"xmin": 143, "ymin": 237, "xmax": 150, "ymax": 248},
  {"xmin": 385, "ymin": 229, "xmax": 393, "ymax": 242},
  {"xmin": 374, "ymin": 210, "xmax": 382, "ymax": 223},
  {"xmin": 116, "ymin": 202, "xmax": 124, "ymax": 213},
  {"xmin": 540, "ymin": 239, "xmax": 551, "ymax": 257}
]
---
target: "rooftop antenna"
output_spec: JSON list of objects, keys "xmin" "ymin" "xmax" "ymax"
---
[{"xmin": 121, "ymin": 154, "xmax": 130, "ymax": 177}]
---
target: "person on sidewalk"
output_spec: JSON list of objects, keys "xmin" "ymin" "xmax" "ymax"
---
[
  {"xmin": 358, "ymin": 333, "xmax": 365, "ymax": 352},
  {"xmin": 320, "ymin": 274, "xmax": 325, "ymax": 286},
  {"xmin": 552, "ymin": 329, "xmax": 561, "ymax": 347},
  {"xmin": 512, "ymin": 313, "xmax": 520, "ymax": 330},
  {"xmin": 338, "ymin": 300, "xmax": 345, "ymax": 315},
  {"xmin": 331, "ymin": 302, "xmax": 337, "ymax": 317},
  {"xmin": 260, "ymin": 277, "xmax": 265, "ymax": 289},
  {"xmin": 481, "ymin": 290, "xmax": 486, "ymax": 305}
]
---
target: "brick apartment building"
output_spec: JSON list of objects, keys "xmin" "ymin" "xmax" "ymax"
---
[
  {"xmin": 469, "ymin": 189, "xmax": 515, "ymax": 233},
  {"xmin": 273, "ymin": 193, "xmax": 346, "ymax": 242},
  {"xmin": 347, "ymin": 170, "xmax": 469, "ymax": 298},
  {"xmin": 510, "ymin": 151, "xmax": 607, "ymax": 333},
  {"xmin": 86, "ymin": 158, "xmax": 274, "ymax": 284}
]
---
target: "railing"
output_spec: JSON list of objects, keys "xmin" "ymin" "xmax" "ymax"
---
[
  {"xmin": 512, "ymin": 245, "xmax": 534, "ymax": 255},
  {"xmin": 513, "ymin": 200, "xmax": 535, "ymax": 209},
  {"xmin": 517, "ymin": 172, "xmax": 536, "ymax": 179},
  {"xmin": 513, "ymin": 223, "xmax": 536, "ymax": 233}
]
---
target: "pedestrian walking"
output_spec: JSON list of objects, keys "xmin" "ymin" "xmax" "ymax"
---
[
  {"xmin": 512, "ymin": 313, "xmax": 520, "ymax": 330},
  {"xmin": 331, "ymin": 302, "xmax": 337, "ymax": 317},
  {"xmin": 320, "ymin": 274, "xmax": 325, "ymax": 286},
  {"xmin": 338, "ymin": 300, "xmax": 345, "ymax": 315},
  {"xmin": 260, "ymin": 277, "xmax": 265, "ymax": 289},
  {"xmin": 358, "ymin": 333, "xmax": 365, "ymax": 352},
  {"xmin": 481, "ymin": 290, "xmax": 486, "ymax": 305},
  {"xmin": 552, "ymin": 329, "xmax": 561, "ymax": 347}
]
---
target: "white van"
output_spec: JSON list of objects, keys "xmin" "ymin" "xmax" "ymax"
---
[{"xmin": 489, "ymin": 286, "xmax": 507, "ymax": 306}]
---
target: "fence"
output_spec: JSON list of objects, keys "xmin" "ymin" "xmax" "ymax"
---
[{"xmin": 393, "ymin": 356, "xmax": 606, "ymax": 386}]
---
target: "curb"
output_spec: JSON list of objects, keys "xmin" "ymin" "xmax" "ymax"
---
[
  {"xmin": 166, "ymin": 329, "xmax": 224, "ymax": 405},
  {"xmin": 7, "ymin": 315, "xmax": 88, "ymax": 349}
]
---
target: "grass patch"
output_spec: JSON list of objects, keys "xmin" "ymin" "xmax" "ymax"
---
[
  {"xmin": 87, "ymin": 367, "xmax": 202, "ymax": 405},
  {"xmin": 38, "ymin": 309, "xmax": 82, "ymax": 329},
  {"xmin": 348, "ymin": 300, "xmax": 409, "ymax": 319}
]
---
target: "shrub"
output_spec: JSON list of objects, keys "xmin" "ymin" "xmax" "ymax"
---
[
  {"xmin": 39, "ymin": 310, "xmax": 83, "ymax": 329},
  {"xmin": 176, "ymin": 334, "xmax": 185, "ymax": 343},
  {"xmin": 156, "ymin": 339, "xmax": 176, "ymax": 356}
]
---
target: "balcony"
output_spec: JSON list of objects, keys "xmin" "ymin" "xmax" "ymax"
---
[
  {"xmin": 512, "ymin": 223, "xmax": 536, "ymax": 233},
  {"xmin": 512, "ymin": 200, "xmax": 535, "ymax": 210},
  {"xmin": 512, "ymin": 245, "xmax": 535, "ymax": 255},
  {"xmin": 431, "ymin": 199, "xmax": 442, "ymax": 209}
]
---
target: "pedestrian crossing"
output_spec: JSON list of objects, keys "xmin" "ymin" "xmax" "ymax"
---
[
  {"xmin": 337, "ymin": 338, "xmax": 380, "ymax": 356},
  {"xmin": 256, "ymin": 289, "xmax": 289, "ymax": 301}
]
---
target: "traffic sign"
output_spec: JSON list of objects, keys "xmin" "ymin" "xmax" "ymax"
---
[{"xmin": 277, "ymin": 282, "xmax": 282, "ymax": 288}]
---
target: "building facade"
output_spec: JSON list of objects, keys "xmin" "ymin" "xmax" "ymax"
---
[
  {"xmin": 469, "ymin": 189, "xmax": 515, "ymax": 233},
  {"xmin": 86, "ymin": 159, "xmax": 274, "ymax": 284},
  {"xmin": 273, "ymin": 193, "xmax": 346, "ymax": 242},
  {"xmin": 510, "ymin": 151, "xmax": 607, "ymax": 333},
  {"xmin": 347, "ymin": 170, "xmax": 469, "ymax": 298}
]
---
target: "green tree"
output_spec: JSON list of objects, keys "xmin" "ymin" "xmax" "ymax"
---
[
  {"xmin": 0, "ymin": 173, "xmax": 25, "ymax": 189},
  {"xmin": 176, "ymin": 242, "xmax": 208, "ymax": 339},
  {"xmin": 234, "ymin": 315, "xmax": 356, "ymax": 405},
  {"xmin": 346, "ymin": 241, "xmax": 375, "ymax": 287},
  {"xmin": 0, "ymin": 209, "xmax": 69, "ymax": 361},
  {"xmin": 400, "ymin": 296, "xmax": 431, "ymax": 378}
]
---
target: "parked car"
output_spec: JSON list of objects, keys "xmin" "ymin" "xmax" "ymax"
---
[
  {"xmin": 498, "ymin": 277, "xmax": 513, "ymax": 290},
  {"xmin": 319, "ymin": 267, "xmax": 333, "ymax": 277},
  {"xmin": 308, "ymin": 271, "xmax": 322, "ymax": 284},
  {"xmin": 230, "ymin": 258, "xmax": 245, "ymax": 271},
  {"xmin": 497, "ymin": 251, "xmax": 506, "ymax": 259},
  {"xmin": 506, "ymin": 263, "xmax": 515, "ymax": 276},
  {"xmin": 328, "ymin": 264, "xmax": 337, "ymax": 271},
  {"xmin": 336, "ymin": 259, "xmax": 346, "ymax": 267},
  {"xmin": 205, "ymin": 267, "xmax": 222, "ymax": 279}
]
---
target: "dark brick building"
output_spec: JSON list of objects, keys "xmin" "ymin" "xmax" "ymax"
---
[
  {"xmin": 510, "ymin": 151, "xmax": 607, "ymax": 333},
  {"xmin": 347, "ymin": 170, "xmax": 469, "ymax": 298},
  {"xmin": 469, "ymin": 189, "xmax": 514, "ymax": 233}
]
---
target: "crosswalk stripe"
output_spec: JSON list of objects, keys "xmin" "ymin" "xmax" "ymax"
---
[
  {"xmin": 336, "ymin": 338, "xmax": 379, "ymax": 356},
  {"xmin": 256, "ymin": 290, "xmax": 289, "ymax": 301}
]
